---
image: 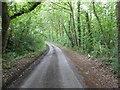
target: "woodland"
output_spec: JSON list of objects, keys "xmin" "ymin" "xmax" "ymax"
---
[{"xmin": 1, "ymin": 1, "xmax": 120, "ymax": 77}]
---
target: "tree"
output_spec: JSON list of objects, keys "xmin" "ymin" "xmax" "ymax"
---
[
  {"xmin": 2, "ymin": 2, "xmax": 41, "ymax": 52},
  {"xmin": 85, "ymin": 12, "xmax": 93, "ymax": 53},
  {"xmin": 68, "ymin": 2, "xmax": 78, "ymax": 46},
  {"xmin": 77, "ymin": 1, "xmax": 81, "ymax": 47},
  {"xmin": 92, "ymin": 1, "xmax": 109, "ymax": 57},
  {"xmin": 2, "ymin": 2, "xmax": 10, "ymax": 52}
]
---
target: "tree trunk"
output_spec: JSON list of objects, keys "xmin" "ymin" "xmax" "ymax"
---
[
  {"xmin": 85, "ymin": 12, "xmax": 93, "ymax": 53},
  {"xmin": 77, "ymin": 1, "xmax": 81, "ymax": 47},
  {"xmin": 2, "ymin": 2, "xmax": 10, "ymax": 52},
  {"xmin": 62, "ymin": 23, "xmax": 74, "ymax": 47},
  {"xmin": 92, "ymin": 1, "xmax": 109, "ymax": 56},
  {"xmin": 69, "ymin": 2, "xmax": 78, "ymax": 46},
  {"xmin": 69, "ymin": 13, "xmax": 75, "ymax": 47},
  {"xmin": 2, "ymin": 2, "xmax": 41, "ymax": 52}
]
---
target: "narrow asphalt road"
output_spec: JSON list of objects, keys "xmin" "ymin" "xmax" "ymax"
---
[{"xmin": 12, "ymin": 43, "xmax": 86, "ymax": 88}]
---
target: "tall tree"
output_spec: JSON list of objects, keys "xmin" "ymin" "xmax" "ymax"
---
[
  {"xmin": 69, "ymin": 13, "xmax": 75, "ymax": 46},
  {"xmin": 62, "ymin": 23, "xmax": 74, "ymax": 46},
  {"xmin": 68, "ymin": 2, "xmax": 78, "ymax": 46},
  {"xmin": 2, "ymin": 2, "xmax": 41, "ymax": 52},
  {"xmin": 85, "ymin": 12, "xmax": 93, "ymax": 53},
  {"xmin": 2, "ymin": 2, "xmax": 10, "ymax": 52},
  {"xmin": 92, "ymin": 1, "xmax": 109, "ymax": 56},
  {"xmin": 77, "ymin": 1, "xmax": 81, "ymax": 47}
]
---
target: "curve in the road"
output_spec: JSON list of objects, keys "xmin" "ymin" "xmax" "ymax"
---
[{"xmin": 11, "ymin": 43, "xmax": 86, "ymax": 88}]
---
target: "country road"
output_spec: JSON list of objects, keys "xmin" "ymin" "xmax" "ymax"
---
[
  {"xmin": 2, "ymin": 1, "xmax": 119, "ymax": 89},
  {"xmin": 10, "ymin": 43, "xmax": 86, "ymax": 88}
]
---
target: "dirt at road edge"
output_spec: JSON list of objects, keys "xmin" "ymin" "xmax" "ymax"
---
[{"xmin": 60, "ymin": 47, "xmax": 118, "ymax": 88}]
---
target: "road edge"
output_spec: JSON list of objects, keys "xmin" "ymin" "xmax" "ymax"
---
[{"xmin": 2, "ymin": 44, "xmax": 49, "ymax": 89}]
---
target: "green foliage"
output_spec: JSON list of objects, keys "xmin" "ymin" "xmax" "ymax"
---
[
  {"xmin": 7, "ymin": 11, "xmax": 44, "ymax": 53},
  {"xmin": 3, "ymin": 2, "xmax": 118, "ymax": 76},
  {"xmin": 3, "ymin": 2, "xmax": 46, "ymax": 69},
  {"xmin": 40, "ymin": 2, "xmax": 118, "ymax": 75}
]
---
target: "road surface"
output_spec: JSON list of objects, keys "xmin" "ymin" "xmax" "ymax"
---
[{"xmin": 11, "ymin": 43, "xmax": 86, "ymax": 88}]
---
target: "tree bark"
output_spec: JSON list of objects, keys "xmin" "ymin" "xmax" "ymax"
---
[
  {"xmin": 85, "ymin": 12, "xmax": 93, "ymax": 53},
  {"xmin": 68, "ymin": 2, "xmax": 78, "ymax": 46},
  {"xmin": 2, "ymin": 2, "xmax": 10, "ymax": 52},
  {"xmin": 77, "ymin": 1, "xmax": 81, "ymax": 47}
]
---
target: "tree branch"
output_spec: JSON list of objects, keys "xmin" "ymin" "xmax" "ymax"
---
[
  {"xmin": 10, "ymin": 2, "xmax": 41, "ymax": 20},
  {"xmin": 51, "ymin": 2, "xmax": 70, "ymax": 11}
]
